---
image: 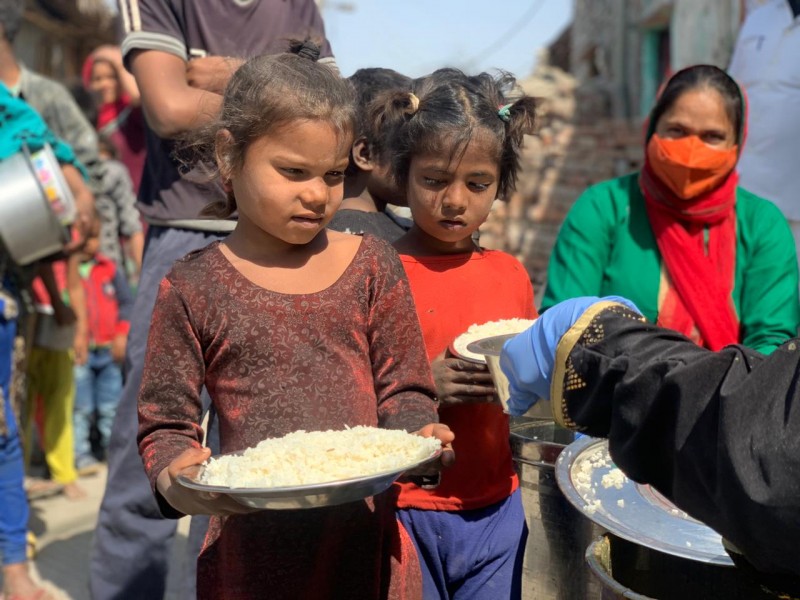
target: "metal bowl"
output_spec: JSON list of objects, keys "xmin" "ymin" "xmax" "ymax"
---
[
  {"xmin": 509, "ymin": 416, "xmax": 579, "ymax": 468},
  {"xmin": 466, "ymin": 333, "xmax": 552, "ymax": 418},
  {"xmin": 32, "ymin": 306, "xmax": 76, "ymax": 351},
  {"xmin": 177, "ymin": 447, "xmax": 442, "ymax": 510},
  {"xmin": 0, "ymin": 144, "xmax": 75, "ymax": 265}
]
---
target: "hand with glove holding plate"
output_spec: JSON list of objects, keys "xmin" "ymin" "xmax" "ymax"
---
[{"xmin": 499, "ymin": 296, "xmax": 641, "ymax": 418}]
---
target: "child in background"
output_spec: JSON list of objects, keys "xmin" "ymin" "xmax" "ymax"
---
[
  {"xmin": 82, "ymin": 44, "xmax": 146, "ymax": 193},
  {"xmin": 136, "ymin": 42, "xmax": 453, "ymax": 599},
  {"xmin": 375, "ymin": 69, "xmax": 538, "ymax": 599},
  {"xmin": 327, "ymin": 68, "xmax": 412, "ymax": 242},
  {"xmin": 26, "ymin": 255, "xmax": 87, "ymax": 501},
  {"xmin": 72, "ymin": 212, "xmax": 132, "ymax": 475},
  {"xmin": 95, "ymin": 134, "xmax": 144, "ymax": 285}
]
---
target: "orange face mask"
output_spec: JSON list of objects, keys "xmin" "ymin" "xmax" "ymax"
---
[{"xmin": 646, "ymin": 134, "xmax": 738, "ymax": 200}]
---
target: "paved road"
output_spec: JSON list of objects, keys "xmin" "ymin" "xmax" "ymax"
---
[
  {"xmin": 1, "ymin": 468, "xmax": 190, "ymax": 600},
  {"xmin": 6, "ymin": 460, "xmax": 596, "ymax": 599}
]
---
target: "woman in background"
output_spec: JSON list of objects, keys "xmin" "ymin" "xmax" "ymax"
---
[
  {"xmin": 82, "ymin": 45, "xmax": 146, "ymax": 192},
  {"xmin": 542, "ymin": 65, "xmax": 799, "ymax": 354}
]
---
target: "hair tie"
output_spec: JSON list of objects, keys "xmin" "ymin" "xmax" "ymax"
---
[
  {"xmin": 406, "ymin": 93, "xmax": 420, "ymax": 115},
  {"xmin": 297, "ymin": 40, "xmax": 321, "ymax": 62},
  {"xmin": 498, "ymin": 103, "xmax": 513, "ymax": 122}
]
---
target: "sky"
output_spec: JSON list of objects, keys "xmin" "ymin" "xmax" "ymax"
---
[{"xmin": 320, "ymin": 0, "xmax": 574, "ymax": 80}]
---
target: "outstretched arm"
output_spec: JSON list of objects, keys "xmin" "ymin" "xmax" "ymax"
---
[{"xmin": 505, "ymin": 300, "xmax": 800, "ymax": 579}]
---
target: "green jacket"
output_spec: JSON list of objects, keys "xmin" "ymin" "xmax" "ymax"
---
[{"xmin": 541, "ymin": 173, "xmax": 800, "ymax": 354}]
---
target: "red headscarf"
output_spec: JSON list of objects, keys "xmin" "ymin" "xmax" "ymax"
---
[{"xmin": 639, "ymin": 67, "xmax": 747, "ymax": 351}]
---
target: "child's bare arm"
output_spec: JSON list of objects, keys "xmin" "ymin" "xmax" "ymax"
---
[
  {"xmin": 37, "ymin": 261, "xmax": 75, "ymax": 327},
  {"xmin": 61, "ymin": 165, "xmax": 95, "ymax": 253},
  {"xmin": 65, "ymin": 254, "xmax": 89, "ymax": 365},
  {"xmin": 431, "ymin": 350, "xmax": 495, "ymax": 406},
  {"xmin": 127, "ymin": 232, "xmax": 145, "ymax": 275},
  {"xmin": 111, "ymin": 267, "xmax": 133, "ymax": 363},
  {"xmin": 156, "ymin": 447, "xmax": 259, "ymax": 516}
]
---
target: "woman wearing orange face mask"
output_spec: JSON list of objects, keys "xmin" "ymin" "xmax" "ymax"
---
[{"xmin": 542, "ymin": 65, "xmax": 800, "ymax": 353}]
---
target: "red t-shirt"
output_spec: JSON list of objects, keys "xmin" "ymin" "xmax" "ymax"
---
[{"xmin": 396, "ymin": 249, "xmax": 537, "ymax": 511}]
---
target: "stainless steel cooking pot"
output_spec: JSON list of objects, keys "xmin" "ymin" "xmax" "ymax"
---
[
  {"xmin": 0, "ymin": 144, "xmax": 75, "ymax": 265},
  {"xmin": 510, "ymin": 417, "xmax": 604, "ymax": 600},
  {"xmin": 586, "ymin": 534, "xmax": 777, "ymax": 599},
  {"xmin": 466, "ymin": 333, "xmax": 600, "ymax": 598}
]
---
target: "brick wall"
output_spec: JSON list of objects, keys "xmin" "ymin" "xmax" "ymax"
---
[{"xmin": 481, "ymin": 114, "xmax": 644, "ymax": 304}]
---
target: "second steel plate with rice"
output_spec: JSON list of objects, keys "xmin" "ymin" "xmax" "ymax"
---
[
  {"xmin": 450, "ymin": 318, "xmax": 536, "ymax": 363},
  {"xmin": 555, "ymin": 436, "xmax": 733, "ymax": 565}
]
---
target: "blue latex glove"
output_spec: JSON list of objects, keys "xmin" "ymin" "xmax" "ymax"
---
[{"xmin": 500, "ymin": 296, "xmax": 641, "ymax": 417}]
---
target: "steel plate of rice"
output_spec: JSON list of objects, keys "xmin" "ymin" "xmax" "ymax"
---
[
  {"xmin": 201, "ymin": 426, "xmax": 442, "ymax": 489},
  {"xmin": 452, "ymin": 318, "xmax": 536, "ymax": 362}
]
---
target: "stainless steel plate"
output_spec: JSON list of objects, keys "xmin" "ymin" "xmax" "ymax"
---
[
  {"xmin": 177, "ymin": 447, "xmax": 442, "ymax": 510},
  {"xmin": 465, "ymin": 332, "xmax": 518, "ymax": 358},
  {"xmin": 555, "ymin": 436, "xmax": 733, "ymax": 566},
  {"xmin": 454, "ymin": 321, "xmax": 534, "ymax": 363},
  {"xmin": 466, "ymin": 334, "xmax": 553, "ymax": 419},
  {"xmin": 450, "ymin": 336, "xmax": 488, "ymax": 364}
]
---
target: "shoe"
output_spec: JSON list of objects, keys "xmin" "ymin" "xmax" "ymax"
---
[{"xmin": 75, "ymin": 456, "xmax": 101, "ymax": 477}]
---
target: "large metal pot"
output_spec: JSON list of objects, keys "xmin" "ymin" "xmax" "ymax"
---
[
  {"xmin": 0, "ymin": 144, "xmax": 75, "ymax": 265},
  {"xmin": 586, "ymin": 534, "xmax": 777, "ymax": 600},
  {"xmin": 510, "ymin": 417, "xmax": 604, "ymax": 600}
]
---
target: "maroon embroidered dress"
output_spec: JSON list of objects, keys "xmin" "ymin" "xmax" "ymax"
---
[{"xmin": 137, "ymin": 235, "xmax": 437, "ymax": 600}]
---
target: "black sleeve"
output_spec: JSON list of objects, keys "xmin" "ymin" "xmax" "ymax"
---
[{"xmin": 553, "ymin": 304, "xmax": 800, "ymax": 579}]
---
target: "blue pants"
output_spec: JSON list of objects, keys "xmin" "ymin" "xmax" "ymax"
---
[
  {"xmin": 0, "ymin": 312, "xmax": 27, "ymax": 567},
  {"xmin": 398, "ymin": 489, "xmax": 528, "ymax": 600},
  {"xmin": 73, "ymin": 347, "xmax": 122, "ymax": 463},
  {"xmin": 89, "ymin": 226, "xmax": 224, "ymax": 600}
]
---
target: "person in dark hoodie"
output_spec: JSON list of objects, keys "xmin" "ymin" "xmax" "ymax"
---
[{"xmin": 501, "ymin": 295, "xmax": 800, "ymax": 598}]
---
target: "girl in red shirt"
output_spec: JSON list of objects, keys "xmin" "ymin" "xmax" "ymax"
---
[{"xmin": 374, "ymin": 70, "xmax": 538, "ymax": 599}]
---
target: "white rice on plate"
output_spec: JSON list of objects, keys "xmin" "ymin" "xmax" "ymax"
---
[
  {"xmin": 201, "ymin": 426, "xmax": 441, "ymax": 488},
  {"xmin": 452, "ymin": 318, "xmax": 536, "ymax": 362}
]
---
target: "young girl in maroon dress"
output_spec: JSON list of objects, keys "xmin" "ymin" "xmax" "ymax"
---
[{"xmin": 136, "ymin": 42, "xmax": 453, "ymax": 600}]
